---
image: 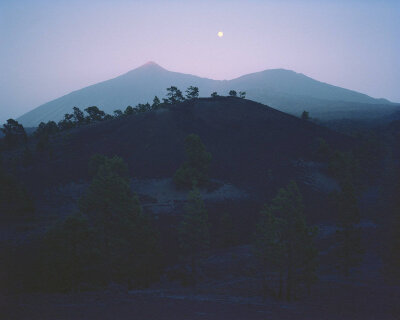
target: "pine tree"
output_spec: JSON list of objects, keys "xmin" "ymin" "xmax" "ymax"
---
[
  {"xmin": 301, "ymin": 110, "xmax": 310, "ymax": 120},
  {"xmin": 254, "ymin": 181, "xmax": 318, "ymax": 301},
  {"xmin": 72, "ymin": 107, "xmax": 85, "ymax": 125},
  {"xmin": 163, "ymin": 86, "xmax": 185, "ymax": 104},
  {"xmin": 229, "ymin": 90, "xmax": 237, "ymax": 97},
  {"xmin": 1, "ymin": 119, "xmax": 27, "ymax": 148},
  {"xmin": 174, "ymin": 134, "xmax": 212, "ymax": 189},
  {"xmin": 79, "ymin": 155, "xmax": 160, "ymax": 286},
  {"xmin": 84, "ymin": 106, "xmax": 106, "ymax": 122},
  {"xmin": 254, "ymin": 207, "xmax": 285, "ymax": 298},
  {"xmin": 179, "ymin": 187, "xmax": 210, "ymax": 285},
  {"xmin": 211, "ymin": 92, "xmax": 218, "ymax": 98},
  {"xmin": 333, "ymin": 180, "xmax": 363, "ymax": 276},
  {"xmin": 42, "ymin": 212, "xmax": 94, "ymax": 292},
  {"xmin": 185, "ymin": 86, "xmax": 199, "ymax": 100},
  {"xmin": 124, "ymin": 106, "xmax": 135, "ymax": 115},
  {"xmin": 152, "ymin": 96, "xmax": 161, "ymax": 109},
  {"xmin": 58, "ymin": 113, "xmax": 75, "ymax": 130},
  {"xmin": 384, "ymin": 171, "xmax": 400, "ymax": 282},
  {"xmin": 113, "ymin": 109, "xmax": 123, "ymax": 118},
  {"xmin": 385, "ymin": 212, "xmax": 400, "ymax": 282},
  {"xmin": 0, "ymin": 157, "xmax": 35, "ymax": 217}
]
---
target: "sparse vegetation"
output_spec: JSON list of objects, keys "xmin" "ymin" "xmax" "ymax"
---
[{"xmin": 0, "ymin": 86, "xmax": 397, "ymax": 320}]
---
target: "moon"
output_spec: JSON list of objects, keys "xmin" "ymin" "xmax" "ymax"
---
[{"xmin": 217, "ymin": 31, "xmax": 224, "ymax": 38}]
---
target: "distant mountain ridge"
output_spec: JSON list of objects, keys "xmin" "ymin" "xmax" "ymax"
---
[{"xmin": 17, "ymin": 62, "xmax": 399, "ymax": 126}]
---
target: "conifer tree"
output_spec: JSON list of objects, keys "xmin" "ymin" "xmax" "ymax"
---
[
  {"xmin": 1, "ymin": 119, "xmax": 27, "ymax": 148},
  {"xmin": 179, "ymin": 187, "xmax": 210, "ymax": 285},
  {"xmin": 163, "ymin": 86, "xmax": 185, "ymax": 104},
  {"xmin": 72, "ymin": 107, "xmax": 85, "ymax": 125},
  {"xmin": 0, "ymin": 156, "xmax": 35, "ymax": 217},
  {"xmin": 229, "ymin": 90, "xmax": 237, "ymax": 97},
  {"xmin": 79, "ymin": 155, "xmax": 160, "ymax": 286},
  {"xmin": 211, "ymin": 92, "xmax": 218, "ymax": 98},
  {"xmin": 185, "ymin": 86, "xmax": 199, "ymax": 100},
  {"xmin": 42, "ymin": 212, "xmax": 94, "ymax": 292},
  {"xmin": 301, "ymin": 110, "xmax": 310, "ymax": 120},
  {"xmin": 113, "ymin": 109, "xmax": 123, "ymax": 118},
  {"xmin": 152, "ymin": 96, "xmax": 161, "ymax": 109},
  {"xmin": 84, "ymin": 106, "xmax": 106, "ymax": 122},
  {"xmin": 254, "ymin": 181, "xmax": 318, "ymax": 301},
  {"xmin": 174, "ymin": 134, "xmax": 212, "ymax": 189},
  {"xmin": 124, "ymin": 106, "xmax": 135, "ymax": 115},
  {"xmin": 333, "ymin": 180, "xmax": 363, "ymax": 276}
]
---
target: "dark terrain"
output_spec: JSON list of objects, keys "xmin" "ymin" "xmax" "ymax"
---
[
  {"xmin": 12, "ymin": 97, "xmax": 350, "ymax": 189},
  {"xmin": 1, "ymin": 97, "xmax": 400, "ymax": 319}
]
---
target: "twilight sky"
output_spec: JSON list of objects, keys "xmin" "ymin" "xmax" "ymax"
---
[{"xmin": 0, "ymin": 0, "xmax": 399, "ymax": 123}]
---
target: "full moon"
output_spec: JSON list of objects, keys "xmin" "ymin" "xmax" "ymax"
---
[{"xmin": 217, "ymin": 31, "xmax": 224, "ymax": 38}]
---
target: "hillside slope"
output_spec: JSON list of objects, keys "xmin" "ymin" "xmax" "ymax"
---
[
  {"xmin": 14, "ymin": 97, "xmax": 350, "ymax": 194},
  {"xmin": 17, "ymin": 62, "xmax": 398, "ymax": 126}
]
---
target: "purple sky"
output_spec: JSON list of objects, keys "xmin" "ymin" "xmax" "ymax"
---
[{"xmin": 0, "ymin": 0, "xmax": 399, "ymax": 123}]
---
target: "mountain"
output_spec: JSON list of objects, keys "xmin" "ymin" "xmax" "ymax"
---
[{"xmin": 17, "ymin": 62, "xmax": 399, "ymax": 126}]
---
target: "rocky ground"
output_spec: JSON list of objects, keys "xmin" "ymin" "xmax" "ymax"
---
[{"xmin": 3, "ymin": 275, "xmax": 399, "ymax": 320}]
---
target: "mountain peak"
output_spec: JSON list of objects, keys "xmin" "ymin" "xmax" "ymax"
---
[{"xmin": 141, "ymin": 61, "xmax": 162, "ymax": 68}]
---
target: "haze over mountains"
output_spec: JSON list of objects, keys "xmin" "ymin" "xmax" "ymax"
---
[{"xmin": 17, "ymin": 62, "xmax": 399, "ymax": 127}]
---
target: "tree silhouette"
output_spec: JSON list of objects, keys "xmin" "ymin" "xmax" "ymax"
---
[
  {"xmin": 113, "ymin": 109, "xmax": 123, "ymax": 118},
  {"xmin": 174, "ymin": 134, "xmax": 212, "ymax": 189},
  {"xmin": 229, "ymin": 90, "xmax": 237, "ymax": 97},
  {"xmin": 185, "ymin": 86, "xmax": 199, "ymax": 100},
  {"xmin": 254, "ymin": 181, "xmax": 318, "ymax": 301},
  {"xmin": 124, "ymin": 106, "xmax": 135, "ymax": 115},
  {"xmin": 333, "ymin": 180, "xmax": 363, "ymax": 276},
  {"xmin": 41, "ymin": 212, "xmax": 95, "ymax": 292},
  {"xmin": 211, "ymin": 92, "xmax": 218, "ymax": 98},
  {"xmin": 0, "ymin": 160, "xmax": 34, "ymax": 217},
  {"xmin": 84, "ymin": 106, "xmax": 106, "ymax": 122},
  {"xmin": 164, "ymin": 86, "xmax": 185, "ymax": 104},
  {"xmin": 1, "ymin": 119, "xmax": 27, "ymax": 148},
  {"xmin": 152, "ymin": 96, "xmax": 161, "ymax": 109},
  {"xmin": 79, "ymin": 155, "xmax": 160, "ymax": 286},
  {"xmin": 301, "ymin": 111, "xmax": 310, "ymax": 120},
  {"xmin": 179, "ymin": 187, "xmax": 210, "ymax": 285},
  {"xmin": 72, "ymin": 107, "xmax": 85, "ymax": 124},
  {"xmin": 58, "ymin": 113, "xmax": 75, "ymax": 130}
]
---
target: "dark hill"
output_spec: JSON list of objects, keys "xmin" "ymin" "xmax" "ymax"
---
[{"xmin": 15, "ymin": 97, "xmax": 350, "ymax": 194}]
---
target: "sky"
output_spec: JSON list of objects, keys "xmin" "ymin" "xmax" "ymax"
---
[{"xmin": 0, "ymin": 0, "xmax": 399, "ymax": 123}]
